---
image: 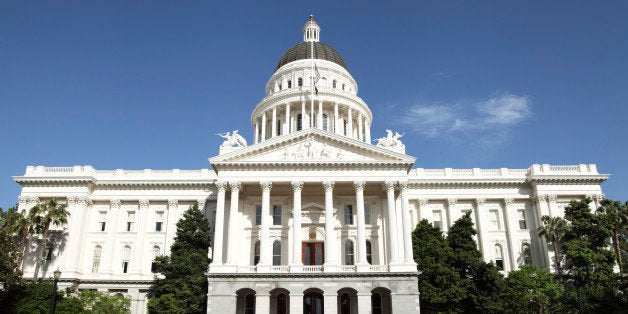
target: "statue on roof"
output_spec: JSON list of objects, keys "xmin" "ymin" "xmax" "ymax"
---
[
  {"xmin": 376, "ymin": 129, "xmax": 404, "ymax": 148},
  {"xmin": 218, "ymin": 130, "xmax": 247, "ymax": 148}
]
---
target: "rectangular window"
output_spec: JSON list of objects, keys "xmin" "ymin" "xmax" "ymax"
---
[
  {"xmin": 489, "ymin": 209, "xmax": 500, "ymax": 230},
  {"xmin": 364, "ymin": 204, "xmax": 371, "ymax": 225},
  {"xmin": 255, "ymin": 205, "xmax": 262, "ymax": 226},
  {"xmin": 44, "ymin": 244, "xmax": 53, "ymax": 261},
  {"xmin": 122, "ymin": 261, "xmax": 129, "ymax": 273},
  {"xmin": 518, "ymin": 210, "xmax": 527, "ymax": 229},
  {"xmin": 297, "ymin": 114, "xmax": 303, "ymax": 131},
  {"xmin": 126, "ymin": 211, "xmax": 135, "ymax": 232},
  {"xmin": 155, "ymin": 211, "xmax": 164, "ymax": 232},
  {"xmin": 344, "ymin": 205, "xmax": 354, "ymax": 225},
  {"xmin": 98, "ymin": 211, "xmax": 107, "ymax": 231},
  {"xmin": 273, "ymin": 205, "xmax": 282, "ymax": 225},
  {"xmin": 92, "ymin": 246, "xmax": 102, "ymax": 273},
  {"xmin": 432, "ymin": 210, "xmax": 442, "ymax": 229}
]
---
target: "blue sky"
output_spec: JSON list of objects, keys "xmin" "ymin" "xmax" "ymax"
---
[{"xmin": 1, "ymin": 1, "xmax": 627, "ymax": 209}]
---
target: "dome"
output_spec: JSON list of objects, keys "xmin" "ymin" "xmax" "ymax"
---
[{"xmin": 275, "ymin": 41, "xmax": 348, "ymax": 71}]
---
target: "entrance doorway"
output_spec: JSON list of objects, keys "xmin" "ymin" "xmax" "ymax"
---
[
  {"xmin": 304, "ymin": 292, "xmax": 324, "ymax": 314},
  {"xmin": 302, "ymin": 242, "xmax": 324, "ymax": 265}
]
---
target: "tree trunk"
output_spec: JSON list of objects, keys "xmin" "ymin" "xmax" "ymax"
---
[
  {"xmin": 17, "ymin": 227, "xmax": 28, "ymax": 271},
  {"xmin": 552, "ymin": 234, "xmax": 560, "ymax": 272},
  {"xmin": 32, "ymin": 224, "xmax": 49, "ymax": 280},
  {"xmin": 614, "ymin": 233, "xmax": 623, "ymax": 274}
]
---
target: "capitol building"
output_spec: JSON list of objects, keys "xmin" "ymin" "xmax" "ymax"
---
[{"xmin": 14, "ymin": 16, "xmax": 608, "ymax": 314}]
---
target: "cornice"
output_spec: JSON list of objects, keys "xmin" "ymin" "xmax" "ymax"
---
[{"xmin": 207, "ymin": 272, "xmax": 418, "ymax": 279}]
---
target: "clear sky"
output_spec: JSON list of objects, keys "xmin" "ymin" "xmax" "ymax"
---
[{"xmin": 1, "ymin": 1, "xmax": 627, "ymax": 209}]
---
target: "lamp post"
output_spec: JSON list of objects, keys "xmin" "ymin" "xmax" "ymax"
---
[{"xmin": 49, "ymin": 268, "xmax": 61, "ymax": 314}]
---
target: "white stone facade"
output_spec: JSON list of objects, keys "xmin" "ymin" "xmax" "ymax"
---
[{"xmin": 14, "ymin": 16, "xmax": 608, "ymax": 314}]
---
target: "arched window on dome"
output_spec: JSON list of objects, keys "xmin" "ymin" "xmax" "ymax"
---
[
  {"xmin": 276, "ymin": 119, "xmax": 282, "ymax": 136},
  {"xmin": 278, "ymin": 82, "xmax": 282, "ymax": 91},
  {"xmin": 332, "ymin": 80, "xmax": 337, "ymax": 89},
  {"xmin": 343, "ymin": 119, "xmax": 348, "ymax": 136},
  {"xmin": 322, "ymin": 114, "xmax": 328, "ymax": 131},
  {"xmin": 342, "ymin": 83, "xmax": 345, "ymax": 91},
  {"xmin": 298, "ymin": 77, "xmax": 303, "ymax": 87},
  {"xmin": 287, "ymin": 80, "xmax": 292, "ymax": 88},
  {"xmin": 297, "ymin": 114, "xmax": 303, "ymax": 131}
]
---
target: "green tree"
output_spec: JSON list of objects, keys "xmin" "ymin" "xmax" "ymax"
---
[
  {"xmin": 0, "ymin": 206, "xmax": 34, "ymax": 270},
  {"xmin": 447, "ymin": 212, "xmax": 504, "ymax": 313},
  {"xmin": 147, "ymin": 202, "xmax": 210, "ymax": 314},
  {"xmin": 74, "ymin": 289, "xmax": 131, "ymax": 314},
  {"xmin": 537, "ymin": 215, "xmax": 568, "ymax": 273},
  {"xmin": 412, "ymin": 219, "xmax": 465, "ymax": 312},
  {"xmin": 596, "ymin": 199, "xmax": 628, "ymax": 274},
  {"xmin": 503, "ymin": 265, "xmax": 563, "ymax": 314},
  {"xmin": 0, "ymin": 228, "xmax": 24, "ymax": 308},
  {"xmin": 29, "ymin": 198, "xmax": 70, "ymax": 280}
]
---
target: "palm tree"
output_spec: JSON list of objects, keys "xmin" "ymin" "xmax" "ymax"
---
[
  {"xmin": 537, "ymin": 215, "xmax": 568, "ymax": 273},
  {"xmin": 597, "ymin": 199, "xmax": 628, "ymax": 274},
  {"xmin": 0, "ymin": 206, "xmax": 33, "ymax": 270},
  {"xmin": 29, "ymin": 198, "xmax": 70, "ymax": 280}
]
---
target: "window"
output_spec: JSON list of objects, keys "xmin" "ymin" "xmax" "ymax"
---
[
  {"xmin": 273, "ymin": 205, "xmax": 282, "ymax": 225},
  {"xmin": 494, "ymin": 244, "xmax": 504, "ymax": 270},
  {"xmin": 298, "ymin": 77, "xmax": 303, "ymax": 87},
  {"xmin": 122, "ymin": 245, "xmax": 131, "ymax": 273},
  {"xmin": 255, "ymin": 205, "xmax": 262, "ymax": 226},
  {"xmin": 521, "ymin": 242, "xmax": 531, "ymax": 264},
  {"xmin": 342, "ymin": 83, "xmax": 345, "ymax": 90},
  {"xmin": 44, "ymin": 243, "xmax": 53, "ymax": 261},
  {"xmin": 344, "ymin": 205, "xmax": 353, "ymax": 225},
  {"xmin": 489, "ymin": 209, "xmax": 500, "ymax": 230},
  {"xmin": 254, "ymin": 241, "xmax": 260, "ymax": 265},
  {"xmin": 98, "ymin": 211, "xmax": 107, "ymax": 231},
  {"xmin": 332, "ymin": 80, "xmax": 337, "ymax": 88},
  {"xmin": 432, "ymin": 210, "xmax": 442, "ymax": 229},
  {"xmin": 364, "ymin": 204, "xmax": 371, "ymax": 225},
  {"xmin": 278, "ymin": 82, "xmax": 282, "ymax": 90},
  {"xmin": 518, "ymin": 210, "xmax": 527, "ymax": 229},
  {"xmin": 340, "ymin": 293, "xmax": 351, "ymax": 314},
  {"xmin": 151, "ymin": 246, "xmax": 160, "ymax": 273},
  {"xmin": 244, "ymin": 293, "xmax": 255, "ymax": 314},
  {"xmin": 126, "ymin": 211, "xmax": 135, "ymax": 232},
  {"xmin": 343, "ymin": 120, "xmax": 348, "ymax": 135},
  {"xmin": 92, "ymin": 245, "xmax": 102, "ymax": 273},
  {"xmin": 366, "ymin": 240, "xmax": 372, "ymax": 264},
  {"xmin": 372, "ymin": 293, "xmax": 383, "ymax": 314},
  {"xmin": 344, "ymin": 240, "xmax": 354, "ymax": 265},
  {"xmin": 273, "ymin": 241, "xmax": 281, "ymax": 265},
  {"xmin": 276, "ymin": 119, "xmax": 281, "ymax": 136},
  {"xmin": 287, "ymin": 80, "xmax": 292, "ymax": 88},
  {"xmin": 277, "ymin": 293, "xmax": 288, "ymax": 314},
  {"xmin": 155, "ymin": 211, "xmax": 164, "ymax": 232},
  {"xmin": 322, "ymin": 113, "xmax": 328, "ymax": 131},
  {"xmin": 297, "ymin": 114, "xmax": 303, "ymax": 131}
]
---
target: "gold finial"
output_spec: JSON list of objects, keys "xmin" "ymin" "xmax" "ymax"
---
[{"xmin": 310, "ymin": 14, "xmax": 314, "ymax": 21}]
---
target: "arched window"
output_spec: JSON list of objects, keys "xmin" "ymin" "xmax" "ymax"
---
[
  {"xmin": 151, "ymin": 246, "xmax": 160, "ymax": 273},
  {"xmin": 273, "ymin": 241, "xmax": 281, "ymax": 266},
  {"xmin": 92, "ymin": 245, "xmax": 102, "ymax": 273},
  {"xmin": 122, "ymin": 245, "xmax": 131, "ymax": 273},
  {"xmin": 297, "ymin": 114, "xmax": 303, "ymax": 131},
  {"xmin": 343, "ymin": 120, "xmax": 348, "ymax": 135},
  {"xmin": 344, "ymin": 240, "xmax": 354, "ymax": 265},
  {"xmin": 244, "ymin": 293, "xmax": 255, "ymax": 314},
  {"xmin": 344, "ymin": 205, "xmax": 353, "ymax": 225},
  {"xmin": 273, "ymin": 205, "xmax": 282, "ymax": 225},
  {"xmin": 278, "ymin": 82, "xmax": 282, "ymax": 91},
  {"xmin": 277, "ymin": 293, "xmax": 288, "ymax": 314},
  {"xmin": 332, "ymin": 80, "xmax": 337, "ymax": 88},
  {"xmin": 322, "ymin": 113, "xmax": 328, "ymax": 131},
  {"xmin": 304, "ymin": 292, "xmax": 324, "ymax": 314},
  {"xmin": 287, "ymin": 80, "xmax": 292, "ymax": 88},
  {"xmin": 522, "ymin": 242, "xmax": 532, "ymax": 265},
  {"xmin": 255, "ymin": 205, "xmax": 262, "ymax": 226},
  {"xmin": 371, "ymin": 293, "xmax": 383, "ymax": 314},
  {"xmin": 298, "ymin": 77, "xmax": 303, "ymax": 87},
  {"xmin": 494, "ymin": 244, "xmax": 504, "ymax": 270},
  {"xmin": 276, "ymin": 119, "xmax": 282, "ymax": 136},
  {"xmin": 366, "ymin": 240, "xmax": 372, "ymax": 264},
  {"xmin": 340, "ymin": 293, "xmax": 351, "ymax": 314},
  {"xmin": 254, "ymin": 241, "xmax": 260, "ymax": 265},
  {"xmin": 342, "ymin": 83, "xmax": 345, "ymax": 90}
]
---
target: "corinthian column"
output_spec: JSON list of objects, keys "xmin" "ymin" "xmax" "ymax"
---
[
  {"xmin": 226, "ymin": 182, "xmax": 241, "ymax": 265},
  {"xmin": 211, "ymin": 182, "xmax": 227, "ymax": 265},
  {"xmin": 259, "ymin": 181, "xmax": 272, "ymax": 268},
  {"xmin": 322, "ymin": 181, "xmax": 337, "ymax": 270},
  {"xmin": 384, "ymin": 181, "xmax": 400, "ymax": 264},
  {"xmin": 354, "ymin": 181, "xmax": 368, "ymax": 266},
  {"xmin": 291, "ymin": 181, "xmax": 304, "ymax": 268},
  {"xmin": 398, "ymin": 181, "xmax": 415, "ymax": 264}
]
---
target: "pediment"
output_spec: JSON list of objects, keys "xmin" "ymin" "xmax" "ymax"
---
[{"xmin": 209, "ymin": 129, "xmax": 416, "ymax": 165}]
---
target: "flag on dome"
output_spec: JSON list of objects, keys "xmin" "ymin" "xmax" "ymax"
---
[{"xmin": 314, "ymin": 63, "xmax": 320, "ymax": 95}]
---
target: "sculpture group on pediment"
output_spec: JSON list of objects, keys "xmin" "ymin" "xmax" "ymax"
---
[
  {"xmin": 218, "ymin": 130, "xmax": 248, "ymax": 148},
  {"xmin": 376, "ymin": 129, "xmax": 405, "ymax": 148},
  {"xmin": 282, "ymin": 137, "xmax": 345, "ymax": 161}
]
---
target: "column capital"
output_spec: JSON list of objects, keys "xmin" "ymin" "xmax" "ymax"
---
[
  {"xmin": 503, "ymin": 198, "xmax": 514, "ymax": 206},
  {"xmin": 475, "ymin": 198, "xmax": 486, "ymax": 206},
  {"xmin": 197, "ymin": 199, "xmax": 207, "ymax": 209},
  {"xmin": 354, "ymin": 180, "xmax": 366, "ymax": 191},
  {"xmin": 229, "ymin": 181, "xmax": 241, "ymax": 191},
  {"xmin": 110, "ymin": 199, "xmax": 121, "ymax": 208},
  {"xmin": 418, "ymin": 198, "xmax": 429, "ymax": 206},
  {"xmin": 447, "ymin": 198, "xmax": 457, "ymax": 206},
  {"xmin": 594, "ymin": 194, "xmax": 605, "ymax": 201},
  {"xmin": 215, "ymin": 181, "xmax": 228, "ymax": 191},
  {"xmin": 322, "ymin": 181, "xmax": 335, "ymax": 191},
  {"xmin": 534, "ymin": 194, "xmax": 548, "ymax": 202},
  {"xmin": 67, "ymin": 196, "xmax": 79, "ymax": 205},
  {"xmin": 260, "ymin": 181, "xmax": 273, "ymax": 192},
  {"xmin": 397, "ymin": 181, "xmax": 409, "ymax": 191},
  {"xmin": 547, "ymin": 194, "xmax": 557, "ymax": 203},
  {"xmin": 139, "ymin": 199, "xmax": 150, "ymax": 209},
  {"xmin": 168, "ymin": 199, "xmax": 178, "ymax": 208},
  {"xmin": 291, "ymin": 181, "xmax": 303, "ymax": 191},
  {"xmin": 383, "ymin": 180, "xmax": 396, "ymax": 191}
]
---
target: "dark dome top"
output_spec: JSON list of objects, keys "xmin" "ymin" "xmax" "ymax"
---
[{"xmin": 276, "ymin": 41, "xmax": 347, "ymax": 71}]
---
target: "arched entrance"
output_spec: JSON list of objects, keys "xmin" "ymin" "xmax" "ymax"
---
[
  {"xmin": 270, "ymin": 288, "xmax": 290, "ymax": 314},
  {"xmin": 304, "ymin": 289, "xmax": 324, "ymax": 314},
  {"xmin": 371, "ymin": 287, "xmax": 392, "ymax": 314},
  {"xmin": 235, "ymin": 288, "xmax": 256, "ymax": 314},
  {"xmin": 337, "ymin": 288, "xmax": 358, "ymax": 314}
]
